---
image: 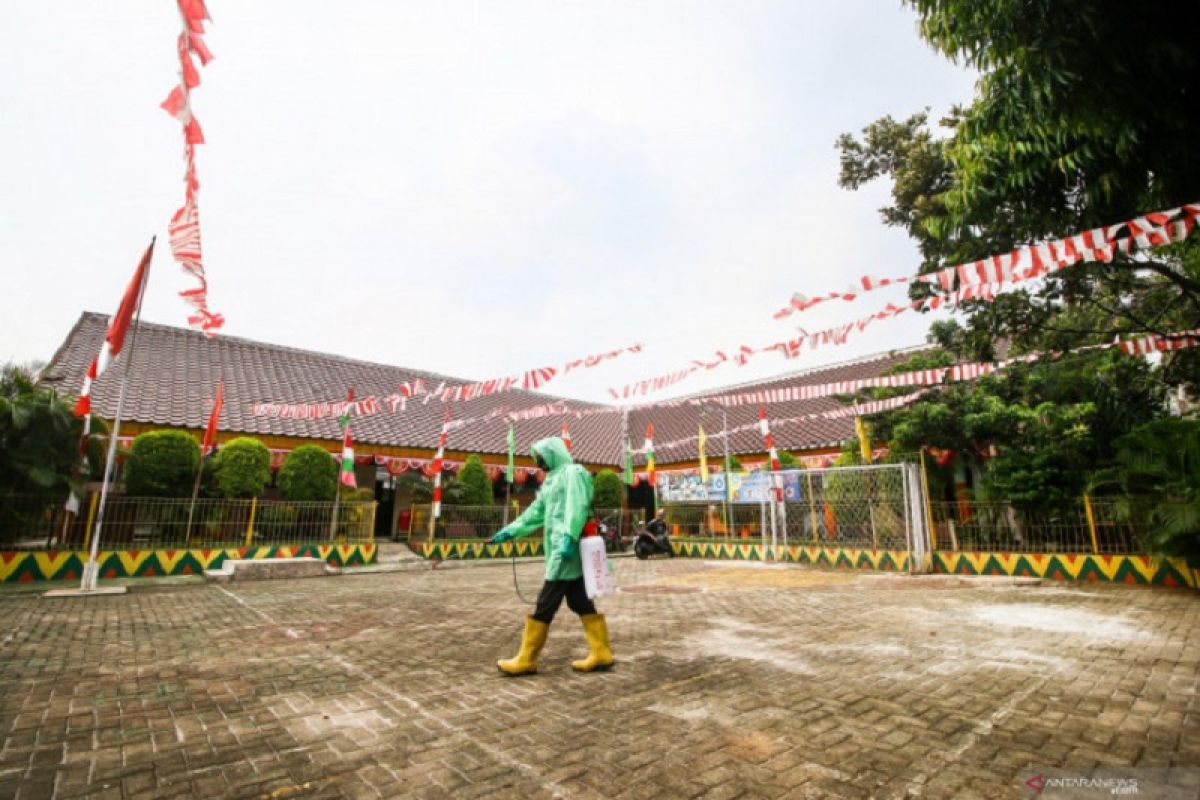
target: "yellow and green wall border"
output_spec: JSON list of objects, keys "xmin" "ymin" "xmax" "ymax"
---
[{"xmin": 0, "ymin": 544, "xmax": 376, "ymax": 583}]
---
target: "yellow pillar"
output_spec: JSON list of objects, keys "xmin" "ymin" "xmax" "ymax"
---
[
  {"xmin": 1083, "ymin": 493, "xmax": 1100, "ymax": 555},
  {"xmin": 806, "ymin": 473, "xmax": 819, "ymax": 544},
  {"xmin": 367, "ymin": 503, "xmax": 377, "ymax": 543},
  {"xmin": 244, "ymin": 498, "xmax": 258, "ymax": 548},
  {"xmin": 920, "ymin": 449, "xmax": 938, "ymax": 551},
  {"xmin": 82, "ymin": 492, "xmax": 100, "ymax": 553}
]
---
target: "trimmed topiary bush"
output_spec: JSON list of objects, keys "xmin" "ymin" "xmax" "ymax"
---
[
  {"xmin": 212, "ymin": 437, "xmax": 271, "ymax": 498},
  {"xmin": 593, "ymin": 469, "xmax": 625, "ymax": 509},
  {"xmin": 278, "ymin": 445, "xmax": 337, "ymax": 501},
  {"xmin": 457, "ymin": 454, "xmax": 494, "ymax": 506},
  {"xmin": 124, "ymin": 430, "xmax": 200, "ymax": 497}
]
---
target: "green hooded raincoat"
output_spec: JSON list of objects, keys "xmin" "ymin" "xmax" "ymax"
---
[{"xmin": 497, "ymin": 436, "xmax": 593, "ymax": 581}]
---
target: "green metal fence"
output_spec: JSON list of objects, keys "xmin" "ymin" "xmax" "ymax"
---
[{"xmin": 0, "ymin": 493, "xmax": 376, "ymax": 550}]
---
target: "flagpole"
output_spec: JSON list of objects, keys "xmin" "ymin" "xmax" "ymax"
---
[
  {"xmin": 185, "ymin": 449, "xmax": 205, "ymax": 546},
  {"xmin": 722, "ymin": 405, "xmax": 732, "ymax": 540},
  {"xmin": 81, "ymin": 237, "xmax": 154, "ymax": 592}
]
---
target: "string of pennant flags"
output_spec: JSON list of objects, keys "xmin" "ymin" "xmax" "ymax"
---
[
  {"xmin": 773, "ymin": 201, "xmax": 1200, "ymax": 318},
  {"xmin": 248, "ymin": 329, "xmax": 1200, "ymax": 424},
  {"xmin": 608, "ymin": 201, "xmax": 1199, "ymax": 400},
  {"xmin": 631, "ymin": 329, "xmax": 1200, "ymax": 455},
  {"xmin": 161, "ymin": 0, "xmax": 223, "ymax": 336}
]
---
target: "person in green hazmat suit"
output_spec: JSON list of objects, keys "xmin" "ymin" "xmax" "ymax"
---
[{"xmin": 489, "ymin": 436, "xmax": 614, "ymax": 675}]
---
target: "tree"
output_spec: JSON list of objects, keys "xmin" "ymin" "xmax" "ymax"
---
[
  {"xmin": 124, "ymin": 430, "xmax": 201, "ymax": 497},
  {"xmin": 777, "ymin": 451, "xmax": 798, "ymax": 469},
  {"xmin": 278, "ymin": 445, "xmax": 336, "ymax": 502},
  {"xmin": 838, "ymin": 1, "xmax": 1200, "ymax": 360},
  {"xmin": 1091, "ymin": 419, "xmax": 1200, "ymax": 565},
  {"xmin": 0, "ymin": 364, "xmax": 82, "ymax": 495},
  {"xmin": 212, "ymin": 437, "xmax": 271, "ymax": 498},
  {"xmin": 593, "ymin": 469, "xmax": 625, "ymax": 510},
  {"xmin": 456, "ymin": 455, "xmax": 494, "ymax": 506},
  {"xmin": 866, "ymin": 349, "xmax": 1165, "ymax": 510},
  {"xmin": 395, "ymin": 471, "xmax": 432, "ymax": 503}
]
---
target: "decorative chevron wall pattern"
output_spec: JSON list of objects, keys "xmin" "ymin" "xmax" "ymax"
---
[
  {"xmin": 414, "ymin": 539, "xmax": 544, "ymax": 561},
  {"xmin": 0, "ymin": 544, "xmax": 376, "ymax": 583},
  {"xmin": 409, "ymin": 537, "xmax": 1199, "ymax": 589},
  {"xmin": 932, "ymin": 551, "xmax": 1198, "ymax": 588},
  {"xmin": 672, "ymin": 540, "xmax": 912, "ymax": 571}
]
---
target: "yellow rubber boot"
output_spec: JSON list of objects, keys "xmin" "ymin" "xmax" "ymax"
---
[
  {"xmin": 571, "ymin": 614, "xmax": 614, "ymax": 672},
  {"xmin": 497, "ymin": 616, "xmax": 549, "ymax": 676}
]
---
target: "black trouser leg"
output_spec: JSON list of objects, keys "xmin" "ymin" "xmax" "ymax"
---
[{"xmin": 532, "ymin": 578, "xmax": 596, "ymax": 624}]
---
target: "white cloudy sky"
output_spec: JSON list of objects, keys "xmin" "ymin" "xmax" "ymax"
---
[{"xmin": 0, "ymin": 1, "xmax": 975, "ymax": 403}]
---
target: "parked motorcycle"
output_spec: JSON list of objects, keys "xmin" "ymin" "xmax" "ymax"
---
[
  {"xmin": 633, "ymin": 517, "xmax": 673, "ymax": 559},
  {"xmin": 598, "ymin": 515, "xmax": 626, "ymax": 554}
]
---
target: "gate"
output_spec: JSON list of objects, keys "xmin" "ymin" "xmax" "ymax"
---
[{"xmin": 766, "ymin": 463, "xmax": 931, "ymax": 572}]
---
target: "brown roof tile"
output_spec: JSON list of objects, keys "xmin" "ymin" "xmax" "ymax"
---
[{"xmin": 42, "ymin": 312, "xmax": 931, "ymax": 467}]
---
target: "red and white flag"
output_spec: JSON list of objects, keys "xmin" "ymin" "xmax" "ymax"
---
[
  {"xmin": 561, "ymin": 421, "xmax": 572, "ymax": 451},
  {"xmin": 201, "ymin": 380, "xmax": 224, "ymax": 455},
  {"xmin": 74, "ymin": 239, "xmax": 155, "ymax": 417}
]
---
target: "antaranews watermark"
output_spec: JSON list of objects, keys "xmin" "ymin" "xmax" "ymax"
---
[{"xmin": 1021, "ymin": 768, "xmax": 1200, "ymax": 798}]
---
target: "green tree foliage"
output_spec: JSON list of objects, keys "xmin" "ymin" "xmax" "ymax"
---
[
  {"xmin": 278, "ymin": 445, "xmax": 336, "ymax": 502},
  {"xmin": 124, "ymin": 430, "xmax": 200, "ymax": 498},
  {"xmin": 212, "ymin": 437, "xmax": 271, "ymax": 499},
  {"xmin": 1091, "ymin": 419, "xmax": 1200, "ymax": 565},
  {"xmin": 0, "ymin": 364, "xmax": 82, "ymax": 494},
  {"xmin": 593, "ymin": 469, "xmax": 625, "ymax": 509},
  {"xmin": 777, "ymin": 451, "xmax": 798, "ymax": 469},
  {"xmin": 456, "ymin": 455, "xmax": 494, "ymax": 506},
  {"xmin": 868, "ymin": 350, "xmax": 1165, "ymax": 509},
  {"xmin": 395, "ymin": 471, "xmax": 432, "ymax": 503},
  {"xmin": 839, "ymin": 1, "xmax": 1200, "ymax": 361}
]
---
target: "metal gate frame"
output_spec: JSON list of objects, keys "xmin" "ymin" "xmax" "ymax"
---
[{"xmin": 765, "ymin": 463, "xmax": 932, "ymax": 573}]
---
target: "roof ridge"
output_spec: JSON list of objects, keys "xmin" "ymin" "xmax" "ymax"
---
[
  {"xmin": 662, "ymin": 342, "xmax": 937, "ymax": 401},
  {"xmin": 71, "ymin": 311, "xmax": 614, "ymax": 409}
]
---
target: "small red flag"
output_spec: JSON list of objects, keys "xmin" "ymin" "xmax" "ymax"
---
[
  {"xmin": 201, "ymin": 381, "xmax": 224, "ymax": 455},
  {"xmin": 106, "ymin": 240, "xmax": 154, "ymax": 358}
]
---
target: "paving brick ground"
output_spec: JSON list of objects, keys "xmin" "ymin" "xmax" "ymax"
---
[{"xmin": 1, "ymin": 559, "xmax": 1197, "ymax": 799}]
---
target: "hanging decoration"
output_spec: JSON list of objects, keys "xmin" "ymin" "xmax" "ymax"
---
[
  {"xmin": 161, "ymin": 0, "xmax": 223, "ymax": 335},
  {"xmin": 772, "ymin": 201, "xmax": 1200, "ymax": 318},
  {"xmin": 609, "ymin": 202, "xmax": 1199, "ymax": 400}
]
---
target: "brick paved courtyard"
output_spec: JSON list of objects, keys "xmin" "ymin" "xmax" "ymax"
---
[{"xmin": 1, "ymin": 559, "xmax": 1197, "ymax": 799}]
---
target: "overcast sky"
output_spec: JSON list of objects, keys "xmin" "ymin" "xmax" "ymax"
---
[{"xmin": 0, "ymin": 1, "xmax": 975, "ymax": 403}]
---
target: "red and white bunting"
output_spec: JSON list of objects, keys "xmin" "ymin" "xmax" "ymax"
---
[
  {"xmin": 430, "ymin": 409, "xmax": 451, "ymax": 521},
  {"xmin": 772, "ymin": 201, "xmax": 1200, "ymax": 319},
  {"xmin": 161, "ymin": 0, "xmax": 222, "ymax": 336}
]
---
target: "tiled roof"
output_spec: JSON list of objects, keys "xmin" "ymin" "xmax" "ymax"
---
[{"xmin": 42, "ymin": 312, "xmax": 931, "ymax": 467}]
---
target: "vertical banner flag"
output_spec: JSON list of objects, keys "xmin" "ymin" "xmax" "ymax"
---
[
  {"xmin": 645, "ymin": 424, "xmax": 656, "ymax": 488},
  {"xmin": 855, "ymin": 417, "xmax": 872, "ymax": 463},
  {"xmin": 73, "ymin": 240, "xmax": 156, "ymax": 417},
  {"xmin": 201, "ymin": 380, "xmax": 224, "ymax": 455},
  {"xmin": 562, "ymin": 420, "xmax": 572, "ymax": 451},
  {"xmin": 698, "ymin": 426, "xmax": 709, "ymax": 482},
  {"xmin": 624, "ymin": 438, "xmax": 634, "ymax": 486},
  {"xmin": 759, "ymin": 407, "xmax": 783, "ymax": 502},
  {"xmin": 66, "ymin": 239, "xmax": 156, "ymax": 514},
  {"xmin": 338, "ymin": 390, "xmax": 357, "ymax": 488},
  {"xmin": 506, "ymin": 424, "xmax": 516, "ymax": 483},
  {"xmin": 162, "ymin": 0, "xmax": 223, "ymax": 335},
  {"xmin": 430, "ymin": 409, "xmax": 451, "ymax": 524}
]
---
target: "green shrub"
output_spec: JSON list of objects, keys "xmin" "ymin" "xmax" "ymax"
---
[
  {"xmin": 593, "ymin": 469, "xmax": 625, "ymax": 509},
  {"xmin": 778, "ymin": 451, "xmax": 798, "ymax": 469},
  {"xmin": 396, "ymin": 471, "xmax": 432, "ymax": 503},
  {"xmin": 278, "ymin": 445, "xmax": 336, "ymax": 501},
  {"xmin": 457, "ymin": 455, "xmax": 494, "ymax": 505},
  {"xmin": 212, "ymin": 437, "xmax": 271, "ymax": 498},
  {"xmin": 124, "ymin": 430, "xmax": 200, "ymax": 497}
]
